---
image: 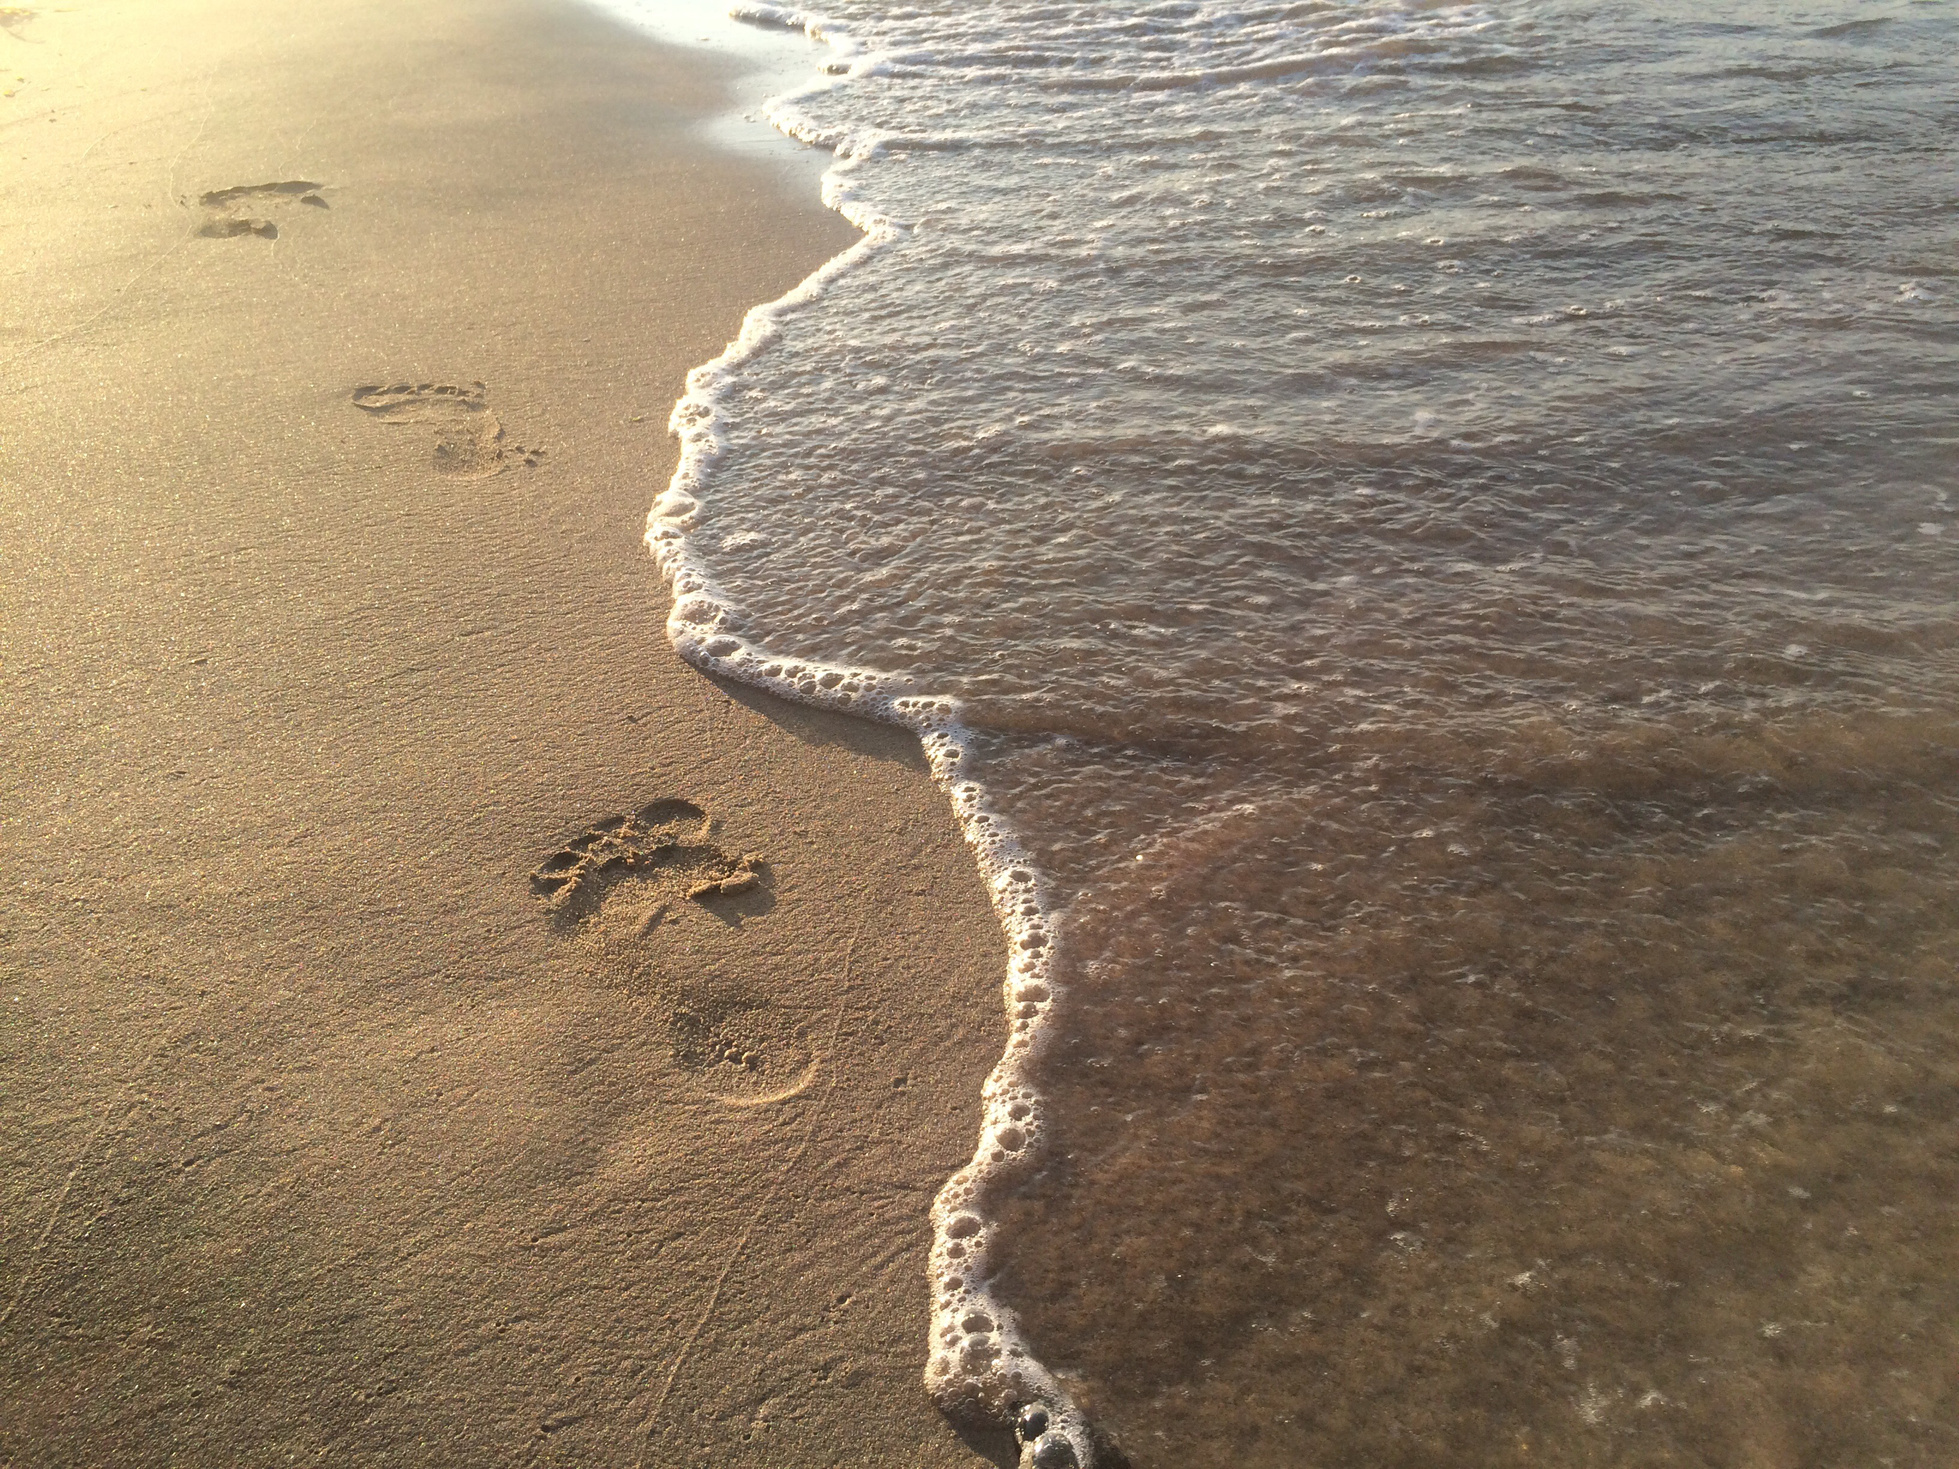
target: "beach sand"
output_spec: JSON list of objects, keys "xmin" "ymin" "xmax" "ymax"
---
[{"xmin": 0, "ymin": 1, "xmax": 1010, "ymax": 1463}]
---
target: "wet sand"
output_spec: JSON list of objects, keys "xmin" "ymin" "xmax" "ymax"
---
[{"xmin": 0, "ymin": 1, "xmax": 1009, "ymax": 1463}]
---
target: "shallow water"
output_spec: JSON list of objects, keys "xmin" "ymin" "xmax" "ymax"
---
[{"xmin": 601, "ymin": 0, "xmax": 1957, "ymax": 1462}]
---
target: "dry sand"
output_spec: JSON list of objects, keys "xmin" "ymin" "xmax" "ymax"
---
[{"xmin": 0, "ymin": 1, "xmax": 1013, "ymax": 1463}]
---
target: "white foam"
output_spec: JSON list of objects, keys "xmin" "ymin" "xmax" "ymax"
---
[{"xmin": 641, "ymin": 6, "xmax": 1092, "ymax": 1462}]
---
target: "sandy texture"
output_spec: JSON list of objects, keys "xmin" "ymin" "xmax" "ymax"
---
[{"xmin": 0, "ymin": 2, "xmax": 1010, "ymax": 1464}]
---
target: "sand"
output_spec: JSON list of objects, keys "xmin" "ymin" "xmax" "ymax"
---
[{"xmin": 0, "ymin": 1, "xmax": 1012, "ymax": 1463}]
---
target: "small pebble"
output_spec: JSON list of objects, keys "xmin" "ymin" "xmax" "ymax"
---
[{"xmin": 1030, "ymin": 1433, "xmax": 1078, "ymax": 1469}]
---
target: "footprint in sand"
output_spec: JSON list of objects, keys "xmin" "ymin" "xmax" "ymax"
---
[
  {"xmin": 532, "ymin": 801, "xmax": 804, "ymax": 1103},
  {"xmin": 667, "ymin": 992, "xmax": 817, "ymax": 1107},
  {"xmin": 352, "ymin": 382, "xmax": 545, "ymax": 478},
  {"xmin": 195, "ymin": 180, "xmax": 328, "ymax": 240},
  {"xmin": 529, "ymin": 799, "xmax": 768, "ymax": 920}
]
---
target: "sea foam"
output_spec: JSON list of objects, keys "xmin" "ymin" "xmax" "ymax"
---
[{"xmin": 622, "ymin": 5, "xmax": 1096, "ymax": 1459}]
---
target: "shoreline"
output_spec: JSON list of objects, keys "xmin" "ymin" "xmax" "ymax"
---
[
  {"xmin": 0, "ymin": 2, "xmax": 1011, "ymax": 1464},
  {"xmin": 579, "ymin": 4, "xmax": 1095, "ymax": 1453},
  {"xmin": 647, "ymin": 168, "xmax": 1092, "ymax": 1465},
  {"xmin": 620, "ymin": 6, "xmax": 1094, "ymax": 1445}
]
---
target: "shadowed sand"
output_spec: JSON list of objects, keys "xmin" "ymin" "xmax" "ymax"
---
[{"xmin": 0, "ymin": 1, "xmax": 1012, "ymax": 1464}]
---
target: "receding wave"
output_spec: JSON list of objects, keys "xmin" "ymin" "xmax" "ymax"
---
[{"xmin": 599, "ymin": 0, "xmax": 1959, "ymax": 1462}]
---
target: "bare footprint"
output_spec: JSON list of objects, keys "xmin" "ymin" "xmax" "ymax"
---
[
  {"xmin": 529, "ymin": 799, "xmax": 768, "ymax": 923},
  {"xmin": 532, "ymin": 802, "xmax": 796, "ymax": 1104},
  {"xmin": 352, "ymin": 382, "xmax": 545, "ymax": 477},
  {"xmin": 668, "ymin": 993, "xmax": 816, "ymax": 1106},
  {"xmin": 195, "ymin": 180, "xmax": 327, "ymax": 241}
]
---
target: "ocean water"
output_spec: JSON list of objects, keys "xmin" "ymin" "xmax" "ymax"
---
[{"xmin": 598, "ymin": 1, "xmax": 1958, "ymax": 1463}]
